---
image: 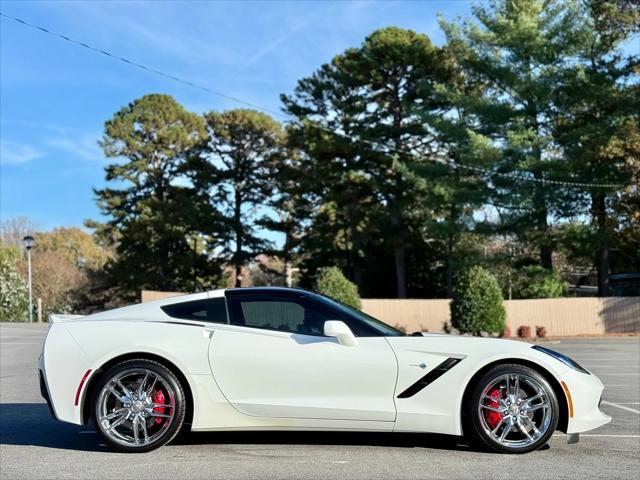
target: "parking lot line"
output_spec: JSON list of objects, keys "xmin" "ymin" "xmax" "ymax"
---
[
  {"xmin": 581, "ymin": 362, "xmax": 639, "ymax": 364},
  {"xmin": 601, "ymin": 401, "xmax": 640, "ymax": 414},
  {"xmin": 582, "ymin": 365, "xmax": 640, "ymax": 368}
]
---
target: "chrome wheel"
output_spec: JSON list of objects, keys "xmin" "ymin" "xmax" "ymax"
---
[
  {"xmin": 477, "ymin": 373, "xmax": 553, "ymax": 449},
  {"xmin": 96, "ymin": 368, "xmax": 176, "ymax": 448}
]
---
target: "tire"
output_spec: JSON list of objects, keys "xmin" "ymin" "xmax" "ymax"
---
[
  {"xmin": 91, "ymin": 359, "xmax": 186, "ymax": 453},
  {"xmin": 465, "ymin": 364, "xmax": 559, "ymax": 454}
]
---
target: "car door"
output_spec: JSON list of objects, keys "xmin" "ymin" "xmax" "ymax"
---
[{"xmin": 208, "ymin": 291, "xmax": 398, "ymax": 422}]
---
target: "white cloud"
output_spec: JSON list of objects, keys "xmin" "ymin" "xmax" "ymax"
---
[
  {"xmin": 0, "ymin": 140, "xmax": 42, "ymax": 165},
  {"xmin": 246, "ymin": 18, "xmax": 313, "ymax": 66},
  {"xmin": 0, "ymin": 119, "xmax": 69, "ymax": 134},
  {"xmin": 46, "ymin": 135, "xmax": 103, "ymax": 162}
]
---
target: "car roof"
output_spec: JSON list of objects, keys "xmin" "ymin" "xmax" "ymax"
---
[{"xmin": 225, "ymin": 286, "xmax": 314, "ymax": 296}]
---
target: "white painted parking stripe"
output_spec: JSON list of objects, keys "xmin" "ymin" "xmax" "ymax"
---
[
  {"xmin": 601, "ymin": 401, "xmax": 640, "ymax": 414},
  {"xmin": 571, "ymin": 351, "xmax": 638, "ymax": 357},
  {"xmin": 598, "ymin": 373, "xmax": 640, "ymax": 376},
  {"xmin": 580, "ymin": 360, "xmax": 635, "ymax": 368},
  {"xmin": 583, "ymin": 365, "xmax": 640, "ymax": 368}
]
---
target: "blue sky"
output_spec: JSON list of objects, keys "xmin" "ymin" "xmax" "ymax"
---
[{"xmin": 1, "ymin": 0, "xmax": 474, "ymax": 232}]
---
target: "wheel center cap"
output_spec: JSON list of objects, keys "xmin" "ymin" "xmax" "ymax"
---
[
  {"xmin": 509, "ymin": 405, "xmax": 519, "ymax": 415},
  {"xmin": 131, "ymin": 401, "xmax": 144, "ymax": 413}
]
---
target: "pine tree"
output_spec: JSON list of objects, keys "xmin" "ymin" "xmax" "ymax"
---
[
  {"xmin": 441, "ymin": 0, "xmax": 590, "ymax": 270},
  {"xmin": 553, "ymin": 0, "xmax": 639, "ymax": 294},
  {"xmin": 93, "ymin": 94, "xmax": 222, "ymax": 297},
  {"xmin": 283, "ymin": 27, "xmax": 452, "ymax": 297},
  {"xmin": 198, "ymin": 109, "xmax": 284, "ymax": 287}
]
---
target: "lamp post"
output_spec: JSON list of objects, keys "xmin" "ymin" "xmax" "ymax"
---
[{"xmin": 22, "ymin": 235, "xmax": 35, "ymax": 323}]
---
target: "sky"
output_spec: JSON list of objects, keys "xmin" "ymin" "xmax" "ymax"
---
[{"xmin": 0, "ymin": 0, "xmax": 476, "ymax": 234}]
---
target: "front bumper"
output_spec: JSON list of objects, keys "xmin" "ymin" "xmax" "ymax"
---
[{"xmin": 561, "ymin": 368, "xmax": 611, "ymax": 434}]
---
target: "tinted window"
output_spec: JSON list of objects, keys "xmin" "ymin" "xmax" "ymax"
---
[
  {"xmin": 161, "ymin": 298, "xmax": 228, "ymax": 324},
  {"xmin": 310, "ymin": 294, "xmax": 405, "ymax": 337},
  {"xmin": 227, "ymin": 294, "xmax": 339, "ymax": 336}
]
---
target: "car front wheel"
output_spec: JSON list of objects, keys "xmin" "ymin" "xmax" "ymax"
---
[
  {"xmin": 91, "ymin": 359, "xmax": 186, "ymax": 453},
  {"xmin": 466, "ymin": 364, "xmax": 559, "ymax": 454}
]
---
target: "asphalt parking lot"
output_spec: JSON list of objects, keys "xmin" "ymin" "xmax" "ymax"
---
[{"xmin": 1, "ymin": 323, "xmax": 638, "ymax": 480}]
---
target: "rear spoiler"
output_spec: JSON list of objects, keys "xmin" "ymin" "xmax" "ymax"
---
[{"xmin": 49, "ymin": 314, "xmax": 84, "ymax": 324}]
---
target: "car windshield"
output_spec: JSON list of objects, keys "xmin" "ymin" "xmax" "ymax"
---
[{"xmin": 313, "ymin": 293, "xmax": 406, "ymax": 337}]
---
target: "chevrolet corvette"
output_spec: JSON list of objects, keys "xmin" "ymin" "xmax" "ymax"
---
[{"xmin": 38, "ymin": 287, "xmax": 610, "ymax": 453}]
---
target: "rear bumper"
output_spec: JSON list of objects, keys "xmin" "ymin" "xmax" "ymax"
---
[{"xmin": 38, "ymin": 366, "xmax": 57, "ymax": 419}]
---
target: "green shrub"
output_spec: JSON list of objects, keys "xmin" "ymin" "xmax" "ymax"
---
[
  {"xmin": 0, "ymin": 246, "xmax": 29, "ymax": 322},
  {"xmin": 513, "ymin": 266, "xmax": 568, "ymax": 299},
  {"xmin": 450, "ymin": 266, "xmax": 506, "ymax": 335},
  {"xmin": 313, "ymin": 266, "xmax": 361, "ymax": 309}
]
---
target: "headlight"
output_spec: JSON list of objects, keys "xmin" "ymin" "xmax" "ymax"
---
[{"xmin": 531, "ymin": 345, "xmax": 590, "ymax": 375}]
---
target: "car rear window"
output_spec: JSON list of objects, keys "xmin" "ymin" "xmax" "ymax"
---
[{"xmin": 161, "ymin": 298, "xmax": 228, "ymax": 324}]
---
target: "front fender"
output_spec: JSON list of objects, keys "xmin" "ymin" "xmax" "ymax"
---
[{"xmin": 388, "ymin": 336, "xmax": 570, "ymax": 435}]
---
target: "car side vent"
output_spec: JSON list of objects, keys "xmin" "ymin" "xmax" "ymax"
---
[{"xmin": 397, "ymin": 357, "xmax": 462, "ymax": 399}]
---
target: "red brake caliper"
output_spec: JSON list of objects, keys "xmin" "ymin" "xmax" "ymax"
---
[
  {"xmin": 152, "ymin": 390, "xmax": 166, "ymax": 425},
  {"xmin": 484, "ymin": 389, "xmax": 502, "ymax": 429}
]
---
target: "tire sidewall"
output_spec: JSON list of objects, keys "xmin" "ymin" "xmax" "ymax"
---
[
  {"xmin": 91, "ymin": 359, "xmax": 186, "ymax": 453},
  {"xmin": 467, "ymin": 364, "xmax": 559, "ymax": 454}
]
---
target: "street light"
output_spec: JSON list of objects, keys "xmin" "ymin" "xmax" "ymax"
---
[{"xmin": 22, "ymin": 235, "xmax": 35, "ymax": 323}]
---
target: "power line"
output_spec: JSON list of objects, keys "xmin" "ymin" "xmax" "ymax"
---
[
  {"xmin": 0, "ymin": 12, "xmax": 628, "ymax": 190},
  {"xmin": 0, "ymin": 12, "xmax": 284, "ymax": 119}
]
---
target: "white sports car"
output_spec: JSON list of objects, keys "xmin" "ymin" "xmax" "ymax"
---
[{"xmin": 39, "ymin": 287, "xmax": 610, "ymax": 453}]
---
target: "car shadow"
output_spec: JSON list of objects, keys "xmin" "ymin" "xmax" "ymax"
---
[
  {"xmin": 0, "ymin": 402, "xmax": 481, "ymax": 453},
  {"xmin": 177, "ymin": 429, "xmax": 476, "ymax": 452},
  {"xmin": 0, "ymin": 403, "xmax": 105, "ymax": 452}
]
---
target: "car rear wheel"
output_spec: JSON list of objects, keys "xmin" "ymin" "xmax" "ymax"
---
[
  {"xmin": 91, "ymin": 359, "xmax": 186, "ymax": 453},
  {"xmin": 466, "ymin": 364, "xmax": 559, "ymax": 454}
]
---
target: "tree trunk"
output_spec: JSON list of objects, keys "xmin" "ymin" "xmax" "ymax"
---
[
  {"xmin": 533, "ymin": 188, "xmax": 553, "ymax": 269},
  {"xmin": 234, "ymin": 188, "xmax": 243, "ymax": 288},
  {"xmin": 446, "ymin": 198, "xmax": 459, "ymax": 298},
  {"xmin": 234, "ymin": 261, "xmax": 242, "ymax": 288},
  {"xmin": 389, "ymin": 80, "xmax": 408, "ymax": 299},
  {"xmin": 592, "ymin": 192, "xmax": 610, "ymax": 296},
  {"xmin": 348, "ymin": 214, "xmax": 364, "ymax": 295},
  {"xmin": 234, "ymin": 220, "xmax": 242, "ymax": 287},
  {"xmin": 446, "ymin": 232, "xmax": 454, "ymax": 298},
  {"xmin": 393, "ymin": 246, "xmax": 407, "ymax": 299},
  {"xmin": 353, "ymin": 267, "xmax": 364, "ymax": 296},
  {"xmin": 531, "ymin": 112, "xmax": 553, "ymax": 270},
  {"xmin": 540, "ymin": 244, "xmax": 553, "ymax": 270}
]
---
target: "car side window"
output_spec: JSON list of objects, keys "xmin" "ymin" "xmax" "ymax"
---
[
  {"xmin": 161, "ymin": 298, "xmax": 228, "ymax": 324},
  {"xmin": 227, "ymin": 294, "xmax": 338, "ymax": 336}
]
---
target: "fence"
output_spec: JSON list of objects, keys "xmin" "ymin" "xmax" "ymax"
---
[
  {"xmin": 141, "ymin": 290, "xmax": 640, "ymax": 336},
  {"xmin": 362, "ymin": 297, "xmax": 640, "ymax": 336}
]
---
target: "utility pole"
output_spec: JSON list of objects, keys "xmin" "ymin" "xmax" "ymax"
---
[{"xmin": 22, "ymin": 235, "xmax": 36, "ymax": 323}]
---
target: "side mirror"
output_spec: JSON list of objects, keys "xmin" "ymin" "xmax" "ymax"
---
[{"xmin": 324, "ymin": 320, "xmax": 358, "ymax": 347}]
